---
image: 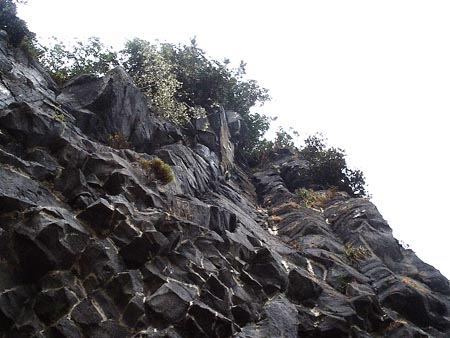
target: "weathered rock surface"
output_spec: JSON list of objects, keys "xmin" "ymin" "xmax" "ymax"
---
[{"xmin": 1, "ymin": 31, "xmax": 450, "ymax": 338}]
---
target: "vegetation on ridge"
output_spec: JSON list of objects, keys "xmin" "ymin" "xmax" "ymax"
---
[
  {"xmin": 34, "ymin": 36, "xmax": 270, "ymax": 127},
  {"xmin": 33, "ymin": 37, "xmax": 366, "ymax": 196},
  {"xmin": 1, "ymin": 3, "xmax": 367, "ymax": 197},
  {"xmin": 300, "ymin": 134, "xmax": 366, "ymax": 197},
  {"xmin": 0, "ymin": 0, "xmax": 33, "ymax": 46}
]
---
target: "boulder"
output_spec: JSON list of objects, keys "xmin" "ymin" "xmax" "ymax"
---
[
  {"xmin": 58, "ymin": 67, "xmax": 181, "ymax": 152},
  {"xmin": 145, "ymin": 281, "xmax": 198, "ymax": 323}
]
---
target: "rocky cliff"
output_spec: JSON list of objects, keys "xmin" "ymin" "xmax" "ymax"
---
[{"xmin": 1, "ymin": 32, "xmax": 450, "ymax": 338}]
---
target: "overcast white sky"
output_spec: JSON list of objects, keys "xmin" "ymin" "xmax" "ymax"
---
[{"xmin": 18, "ymin": 0, "xmax": 450, "ymax": 278}]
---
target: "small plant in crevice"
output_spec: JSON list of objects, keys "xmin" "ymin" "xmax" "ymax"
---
[
  {"xmin": 287, "ymin": 241, "xmax": 300, "ymax": 250},
  {"xmin": 268, "ymin": 215, "xmax": 282, "ymax": 224},
  {"xmin": 52, "ymin": 111, "xmax": 66, "ymax": 123},
  {"xmin": 386, "ymin": 320, "xmax": 407, "ymax": 332},
  {"xmin": 335, "ymin": 275, "xmax": 355, "ymax": 294},
  {"xmin": 108, "ymin": 132, "xmax": 131, "ymax": 150},
  {"xmin": 285, "ymin": 201, "xmax": 301, "ymax": 209},
  {"xmin": 295, "ymin": 188, "xmax": 335, "ymax": 209},
  {"xmin": 344, "ymin": 244, "xmax": 371, "ymax": 262},
  {"xmin": 140, "ymin": 158, "xmax": 174, "ymax": 185}
]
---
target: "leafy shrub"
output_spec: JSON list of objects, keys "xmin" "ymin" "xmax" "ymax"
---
[
  {"xmin": 243, "ymin": 126, "xmax": 299, "ymax": 166},
  {"xmin": 344, "ymin": 244, "xmax": 370, "ymax": 262},
  {"xmin": 295, "ymin": 188, "xmax": 334, "ymax": 208},
  {"xmin": 240, "ymin": 113, "xmax": 272, "ymax": 164},
  {"xmin": 36, "ymin": 37, "xmax": 119, "ymax": 84},
  {"xmin": 108, "ymin": 133, "xmax": 131, "ymax": 150},
  {"xmin": 36, "ymin": 36, "xmax": 270, "ymax": 144},
  {"xmin": 52, "ymin": 111, "xmax": 66, "ymax": 123},
  {"xmin": 122, "ymin": 38, "xmax": 270, "ymax": 126},
  {"xmin": 334, "ymin": 275, "xmax": 355, "ymax": 294},
  {"xmin": 140, "ymin": 158, "xmax": 174, "ymax": 185},
  {"xmin": 156, "ymin": 39, "xmax": 270, "ymax": 116},
  {"xmin": 0, "ymin": 0, "xmax": 33, "ymax": 46},
  {"xmin": 121, "ymin": 38, "xmax": 196, "ymax": 124},
  {"xmin": 299, "ymin": 134, "xmax": 367, "ymax": 197}
]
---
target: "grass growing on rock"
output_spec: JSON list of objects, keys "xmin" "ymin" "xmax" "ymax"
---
[
  {"xmin": 344, "ymin": 244, "xmax": 371, "ymax": 262},
  {"xmin": 140, "ymin": 158, "xmax": 174, "ymax": 185},
  {"xmin": 108, "ymin": 132, "xmax": 131, "ymax": 150},
  {"xmin": 295, "ymin": 188, "xmax": 335, "ymax": 209}
]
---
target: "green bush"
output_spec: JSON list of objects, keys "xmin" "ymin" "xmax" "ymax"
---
[
  {"xmin": 122, "ymin": 38, "xmax": 270, "ymax": 126},
  {"xmin": 140, "ymin": 158, "xmax": 174, "ymax": 185},
  {"xmin": 243, "ymin": 126, "xmax": 299, "ymax": 166},
  {"xmin": 344, "ymin": 244, "xmax": 370, "ymax": 262},
  {"xmin": 31, "ymin": 35, "xmax": 366, "ymax": 197},
  {"xmin": 36, "ymin": 37, "xmax": 119, "ymax": 84},
  {"xmin": 299, "ymin": 134, "xmax": 367, "ymax": 197},
  {"xmin": 0, "ymin": 0, "xmax": 33, "ymax": 46},
  {"xmin": 246, "ymin": 130, "xmax": 367, "ymax": 197},
  {"xmin": 35, "ymin": 36, "xmax": 270, "ymax": 140},
  {"xmin": 240, "ymin": 112, "xmax": 272, "ymax": 164},
  {"xmin": 121, "ymin": 38, "xmax": 194, "ymax": 124},
  {"xmin": 108, "ymin": 133, "xmax": 131, "ymax": 150},
  {"xmin": 156, "ymin": 39, "xmax": 270, "ymax": 116},
  {"xmin": 295, "ymin": 188, "xmax": 333, "ymax": 208}
]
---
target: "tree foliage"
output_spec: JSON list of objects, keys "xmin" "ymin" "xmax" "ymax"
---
[
  {"xmin": 245, "ymin": 129, "xmax": 367, "ymax": 197},
  {"xmin": 31, "ymin": 34, "xmax": 366, "ymax": 197},
  {"xmin": 300, "ymin": 134, "xmax": 367, "ymax": 197},
  {"xmin": 0, "ymin": 0, "xmax": 33, "ymax": 46},
  {"xmin": 36, "ymin": 36, "xmax": 270, "ymax": 129},
  {"xmin": 157, "ymin": 39, "xmax": 270, "ymax": 115},
  {"xmin": 37, "ymin": 37, "xmax": 119, "ymax": 84},
  {"xmin": 121, "ymin": 38, "xmax": 270, "ymax": 125},
  {"xmin": 121, "ymin": 38, "xmax": 196, "ymax": 124},
  {"xmin": 243, "ymin": 125, "xmax": 298, "ymax": 165}
]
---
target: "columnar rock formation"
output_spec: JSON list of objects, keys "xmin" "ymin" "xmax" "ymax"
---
[{"xmin": 1, "ymin": 32, "xmax": 449, "ymax": 338}]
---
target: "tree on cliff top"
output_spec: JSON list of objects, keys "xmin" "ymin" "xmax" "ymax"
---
[
  {"xmin": 33, "ymin": 35, "xmax": 366, "ymax": 196},
  {"xmin": 300, "ymin": 134, "xmax": 367, "ymax": 197},
  {"xmin": 122, "ymin": 38, "xmax": 270, "ymax": 124},
  {"xmin": 36, "ymin": 37, "xmax": 119, "ymax": 85},
  {"xmin": 36, "ymin": 37, "xmax": 270, "ymax": 127},
  {"xmin": 0, "ymin": 0, "xmax": 33, "ymax": 46}
]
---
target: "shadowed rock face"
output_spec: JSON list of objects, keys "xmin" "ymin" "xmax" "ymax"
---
[{"xmin": 1, "ymin": 32, "xmax": 450, "ymax": 338}]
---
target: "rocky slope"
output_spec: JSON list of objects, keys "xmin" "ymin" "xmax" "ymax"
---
[{"xmin": 1, "ymin": 32, "xmax": 450, "ymax": 338}]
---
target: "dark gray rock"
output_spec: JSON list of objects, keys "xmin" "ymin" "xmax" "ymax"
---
[
  {"xmin": 58, "ymin": 67, "xmax": 180, "ymax": 152},
  {"xmin": 280, "ymin": 157, "xmax": 313, "ymax": 191},
  {"xmin": 70, "ymin": 299, "xmax": 103, "ymax": 326},
  {"xmin": 243, "ymin": 248, "xmax": 288, "ymax": 295},
  {"xmin": 1, "ymin": 30, "xmax": 449, "ymax": 338},
  {"xmin": 47, "ymin": 317, "xmax": 84, "ymax": 338},
  {"xmin": 0, "ymin": 166, "xmax": 59, "ymax": 212},
  {"xmin": 237, "ymin": 295, "xmax": 298, "ymax": 338},
  {"xmin": 185, "ymin": 301, "xmax": 234, "ymax": 338},
  {"xmin": 104, "ymin": 271, "xmax": 144, "ymax": 311},
  {"xmin": 286, "ymin": 268, "xmax": 323, "ymax": 303},
  {"xmin": 79, "ymin": 240, "xmax": 126, "ymax": 290},
  {"xmin": 145, "ymin": 281, "xmax": 197, "ymax": 323},
  {"xmin": 77, "ymin": 198, "xmax": 126, "ymax": 236},
  {"xmin": 34, "ymin": 288, "xmax": 78, "ymax": 325}
]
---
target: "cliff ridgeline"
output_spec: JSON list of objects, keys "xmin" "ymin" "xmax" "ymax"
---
[{"xmin": 1, "ymin": 3, "xmax": 450, "ymax": 337}]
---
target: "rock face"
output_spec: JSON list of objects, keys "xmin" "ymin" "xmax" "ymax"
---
[{"xmin": 1, "ymin": 32, "xmax": 450, "ymax": 338}]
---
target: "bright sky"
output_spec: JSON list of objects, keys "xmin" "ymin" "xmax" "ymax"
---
[{"xmin": 18, "ymin": 0, "xmax": 450, "ymax": 278}]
